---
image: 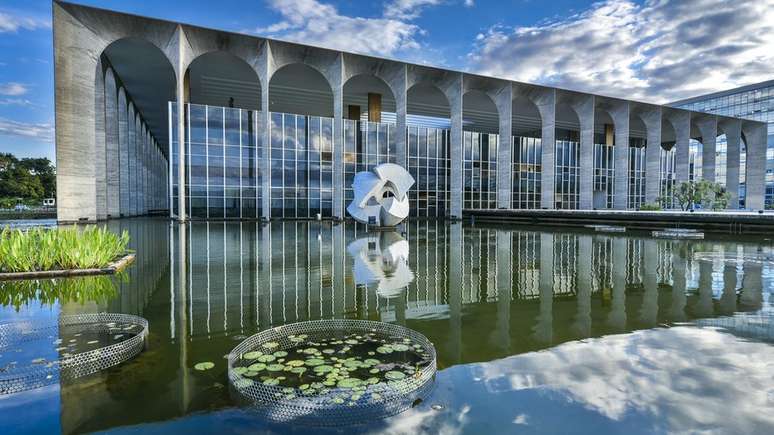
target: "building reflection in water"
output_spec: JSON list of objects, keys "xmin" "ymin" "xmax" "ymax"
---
[{"xmin": 37, "ymin": 219, "xmax": 772, "ymax": 433}]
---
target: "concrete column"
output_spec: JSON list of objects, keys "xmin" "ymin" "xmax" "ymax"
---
[
  {"xmin": 104, "ymin": 68, "xmax": 120, "ymax": 218},
  {"xmin": 573, "ymin": 234, "xmax": 592, "ymax": 338},
  {"xmin": 609, "ymin": 237, "xmax": 627, "ymax": 330},
  {"xmin": 495, "ymin": 84, "xmax": 513, "ymax": 209},
  {"xmin": 536, "ymin": 90, "xmax": 557, "ymax": 209},
  {"xmin": 696, "ymin": 116, "xmax": 718, "ymax": 183},
  {"xmin": 640, "ymin": 240, "xmax": 658, "ymax": 327},
  {"xmin": 719, "ymin": 261, "xmax": 737, "ymax": 315},
  {"xmin": 696, "ymin": 259, "xmax": 714, "ymax": 318},
  {"xmin": 572, "ymin": 95, "xmax": 595, "ymax": 210},
  {"xmin": 260, "ymin": 52, "xmax": 271, "ymax": 220},
  {"xmin": 332, "ymin": 55, "xmax": 345, "ymax": 219},
  {"xmin": 670, "ymin": 246, "xmax": 687, "ymax": 321},
  {"xmin": 176, "ymin": 25, "xmax": 189, "ymax": 222},
  {"xmin": 448, "ymin": 222, "xmax": 463, "ymax": 364},
  {"xmin": 610, "ymin": 102, "xmax": 630, "ymax": 210},
  {"xmin": 140, "ymin": 125, "xmax": 146, "ymax": 215},
  {"xmin": 641, "ymin": 107, "xmax": 662, "ymax": 204},
  {"xmin": 118, "ymin": 88, "xmax": 129, "ymax": 217},
  {"xmin": 448, "ymin": 74, "xmax": 464, "ymax": 219},
  {"xmin": 95, "ymin": 59, "xmax": 107, "ymax": 220},
  {"xmin": 670, "ymin": 111, "xmax": 691, "ymax": 185},
  {"xmin": 494, "ymin": 230, "xmax": 512, "ymax": 353},
  {"xmin": 127, "ymin": 104, "xmax": 136, "ymax": 216},
  {"xmin": 742, "ymin": 122, "xmax": 767, "ymax": 210},
  {"xmin": 394, "ymin": 66, "xmax": 408, "ymax": 168},
  {"xmin": 534, "ymin": 233, "xmax": 553, "ymax": 343},
  {"xmin": 721, "ymin": 119, "xmax": 742, "ymax": 209}
]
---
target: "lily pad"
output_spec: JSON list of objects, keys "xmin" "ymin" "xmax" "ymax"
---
[
  {"xmin": 248, "ymin": 363, "xmax": 267, "ymax": 371},
  {"xmin": 392, "ymin": 344, "xmax": 410, "ymax": 352},
  {"xmin": 256, "ymin": 354, "xmax": 276, "ymax": 363},
  {"xmin": 385, "ymin": 371, "xmax": 406, "ymax": 380},
  {"xmin": 313, "ymin": 364, "xmax": 334, "ymax": 373},
  {"xmin": 273, "ymin": 351, "xmax": 288, "ymax": 358},
  {"xmin": 305, "ymin": 358, "xmax": 325, "ymax": 367},
  {"xmin": 243, "ymin": 351, "xmax": 263, "ymax": 360},
  {"xmin": 194, "ymin": 362, "xmax": 215, "ymax": 371},
  {"xmin": 337, "ymin": 378, "xmax": 363, "ymax": 388},
  {"xmin": 364, "ymin": 359, "xmax": 381, "ymax": 366},
  {"xmin": 376, "ymin": 346, "xmax": 394, "ymax": 354},
  {"xmin": 262, "ymin": 342, "xmax": 280, "ymax": 350},
  {"xmin": 233, "ymin": 367, "xmax": 249, "ymax": 375},
  {"xmin": 266, "ymin": 364, "xmax": 284, "ymax": 372},
  {"xmin": 286, "ymin": 360, "xmax": 305, "ymax": 367},
  {"xmin": 290, "ymin": 367, "xmax": 307, "ymax": 375},
  {"xmin": 263, "ymin": 378, "xmax": 280, "ymax": 386}
]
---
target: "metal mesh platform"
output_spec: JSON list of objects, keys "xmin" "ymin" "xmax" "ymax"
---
[
  {"xmin": 0, "ymin": 313, "xmax": 148, "ymax": 395},
  {"xmin": 228, "ymin": 319, "xmax": 436, "ymax": 426}
]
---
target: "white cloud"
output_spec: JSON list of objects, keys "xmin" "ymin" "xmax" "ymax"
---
[
  {"xmin": 0, "ymin": 117, "xmax": 54, "ymax": 142},
  {"xmin": 251, "ymin": 0, "xmax": 432, "ymax": 56},
  {"xmin": 464, "ymin": 0, "xmax": 474, "ymax": 7},
  {"xmin": 0, "ymin": 11, "xmax": 50, "ymax": 33},
  {"xmin": 0, "ymin": 82, "xmax": 28, "ymax": 96},
  {"xmin": 467, "ymin": 0, "xmax": 774, "ymax": 103},
  {"xmin": 384, "ymin": 0, "xmax": 442, "ymax": 20},
  {"xmin": 0, "ymin": 98, "xmax": 34, "ymax": 107}
]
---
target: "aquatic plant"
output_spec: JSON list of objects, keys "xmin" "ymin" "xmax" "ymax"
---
[
  {"xmin": 0, "ymin": 275, "xmax": 119, "ymax": 310},
  {"xmin": 0, "ymin": 226, "xmax": 130, "ymax": 273}
]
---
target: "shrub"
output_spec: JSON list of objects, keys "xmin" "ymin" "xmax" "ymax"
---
[
  {"xmin": 640, "ymin": 202, "xmax": 662, "ymax": 211},
  {"xmin": 0, "ymin": 226, "xmax": 130, "ymax": 273}
]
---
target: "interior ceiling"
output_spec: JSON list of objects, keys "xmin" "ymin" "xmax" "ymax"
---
[{"xmin": 104, "ymin": 38, "xmax": 176, "ymax": 154}]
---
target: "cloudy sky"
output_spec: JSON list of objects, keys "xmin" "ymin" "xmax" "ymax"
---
[{"xmin": 1, "ymin": 0, "xmax": 773, "ymax": 161}]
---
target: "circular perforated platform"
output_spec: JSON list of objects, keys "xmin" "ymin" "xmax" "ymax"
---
[
  {"xmin": 228, "ymin": 319, "xmax": 436, "ymax": 426},
  {"xmin": 0, "ymin": 313, "xmax": 148, "ymax": 395}
]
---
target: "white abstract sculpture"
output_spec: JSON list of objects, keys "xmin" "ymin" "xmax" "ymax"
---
[
  {"xmin": 347, "ymin": 163, "xmax": 415, "ymax": 226},
  {"xmin": 347, "ymin": 232, "xmax": 414, "ymax": 299}
]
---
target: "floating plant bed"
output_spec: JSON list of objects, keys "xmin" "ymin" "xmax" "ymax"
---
[
  {"xmin": 652, "ymin": 229, "xmax": 704, "ymax": 239},
  {"xmin": 227, "ymin": 319, "xmax": 436, "ymax": 426},
  {"xmin": 0, "ymin": 313, "xmax": 148, "ymax": 395},
  {"xmin": 585, "ymin": 225, "xmax": 626, "ymax": 233},
  {"xmin": 0, "ymin": 253, "xmax": 135, "ymax": 281}
]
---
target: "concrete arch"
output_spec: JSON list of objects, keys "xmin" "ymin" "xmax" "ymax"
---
[
  {"xmin": 269, "ymin": 62, "xmax": 335, "ymax": 117},
  {"xmin": 512, "ymin": 94, "xmax": 542, "ymax": 135},
  {"xmin": 179, "ymin": 25, "xmax": 265, "ymax": 89},
  {"xmin": 185, "ymin": 50, "xmax": 262, "ymax": 110},
  {"xmin": 407, "ymin": 82, "xmax": 451, "ymax": 120},
  {"xmin": 266, "ymin": 40, "xmax": 341, "ymax": 96},
  {"xmin": 342, "ymin": 55, "xmax": 404, "ymax": 109},
  {"xmin": 343, "ymin": 73, "xmax": 397, "ymax": 119}
]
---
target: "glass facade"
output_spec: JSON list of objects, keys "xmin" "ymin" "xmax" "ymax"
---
[
  {"xmin": 270, "ymin": 112, "xmax": 334, "ymax": 219},
  {"xmin": 407, "ymin": 125, "xmax": 450, "ymax": 217},
  {"xmin": 593, "ymin": 133, "xmax": 615, "ymax": 209},
  {"xmin": 463, "ymin": 131, "xmax": 499, "ymax": 210},
  {"xmin": 659, "ymin": 143, "xmax": 676, "ymax": 209},
  {"xmin": 512, "ymin": 135, "xmax": 542, "ymax": 209},
  {"xmin": 689, "ymin": 139, "xmax": 702, "ymax": 181},
  {"xmin": 169, "ymin": 102, "xmax": 260, "ymax": 219},
  {"xmin": 672, "ymin": 81, "xmax": 774, "ymax": 208},
  {"xmin": 628, "ymin": 138, "xmax": 646, "ymax": 209},
  {"xmin": 555, "ymin": 129, "xmax": 580, "ymax": 210}
]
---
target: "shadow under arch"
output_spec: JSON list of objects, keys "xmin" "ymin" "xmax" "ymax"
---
[
  {"xmin": 269, "ymin": 63, "xmax": 334, "ymax": 118},
  {"xmin": 185, "ymin": 50, "xmax": 262, "ymax": 110}
]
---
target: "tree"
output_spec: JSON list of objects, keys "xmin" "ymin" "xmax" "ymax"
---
[
  {"xmin": 0, "ymin": 153, "xmax": 55, "ymax": 203},
  {"xmin": 673, "ymin": 180, "xmax": 729, "ymax": 211}
]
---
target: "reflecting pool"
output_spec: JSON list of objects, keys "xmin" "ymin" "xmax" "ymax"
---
[{"xmin": 1, "ymin": 218, "xmax": 773, "ymax": 434}]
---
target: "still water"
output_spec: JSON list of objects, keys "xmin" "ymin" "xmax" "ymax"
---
[{"xmin": 1, "ymin": 218, "xmax": 774, "ymax": 434}]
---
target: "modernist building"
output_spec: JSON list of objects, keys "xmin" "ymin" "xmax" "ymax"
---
[
  {"xmin": 53, "ymin": 1, "xmax": 769, "ymax": 222},
  {"xmin": 671, "ymin": 80, "xmax": 774, "ymax": 209}
]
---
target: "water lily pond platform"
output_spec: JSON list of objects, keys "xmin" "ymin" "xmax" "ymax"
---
[
  {"xmin": 228, "ymin": 319, "xmax": 436, "ymax": 426},
  {"xmin": 0, "ymin": 253, "xmax": 135, "ymax": 281}
]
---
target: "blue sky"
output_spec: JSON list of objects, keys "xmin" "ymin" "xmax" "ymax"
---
[{"xmin": 1, "ymin": 0, "xmax": 773, "ymax": 162}]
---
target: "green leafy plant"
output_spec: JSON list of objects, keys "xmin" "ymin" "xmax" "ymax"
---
[
  {"xmin": 0, "ymin": 275, "xmax": 119, "ymax": 311},
  {"xmin": 639, "ymin": 202, "xmax": 662, "ymax": 211},
  {"xmin": 0, "ymin": 226, "xmax": 130, "ymax": 273},
  {"xmin": 673, "ymin": 180, "xmax": 729, "ymax": 211}
]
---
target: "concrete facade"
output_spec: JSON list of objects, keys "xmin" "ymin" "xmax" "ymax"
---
[{"xmin": 53, "ymin": 1, "xmax": 767, "ymax": 222}]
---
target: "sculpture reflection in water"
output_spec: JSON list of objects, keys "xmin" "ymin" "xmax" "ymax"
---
[
  {"xmin": 347, "ymin": 163, "xmax": 415, "ymax": 227},
  {"xmin": 347, "ymin": 231, "xmax": 414, "ymax": 299}
]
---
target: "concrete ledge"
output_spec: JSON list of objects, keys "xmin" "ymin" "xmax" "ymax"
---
[
  {"xmin": 466, "ymin": 209, "xmax": 774, "ymax": 234},
  {"xmin": 0, "ymin": 253, "xmax": 135, "ymax": 281}
]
